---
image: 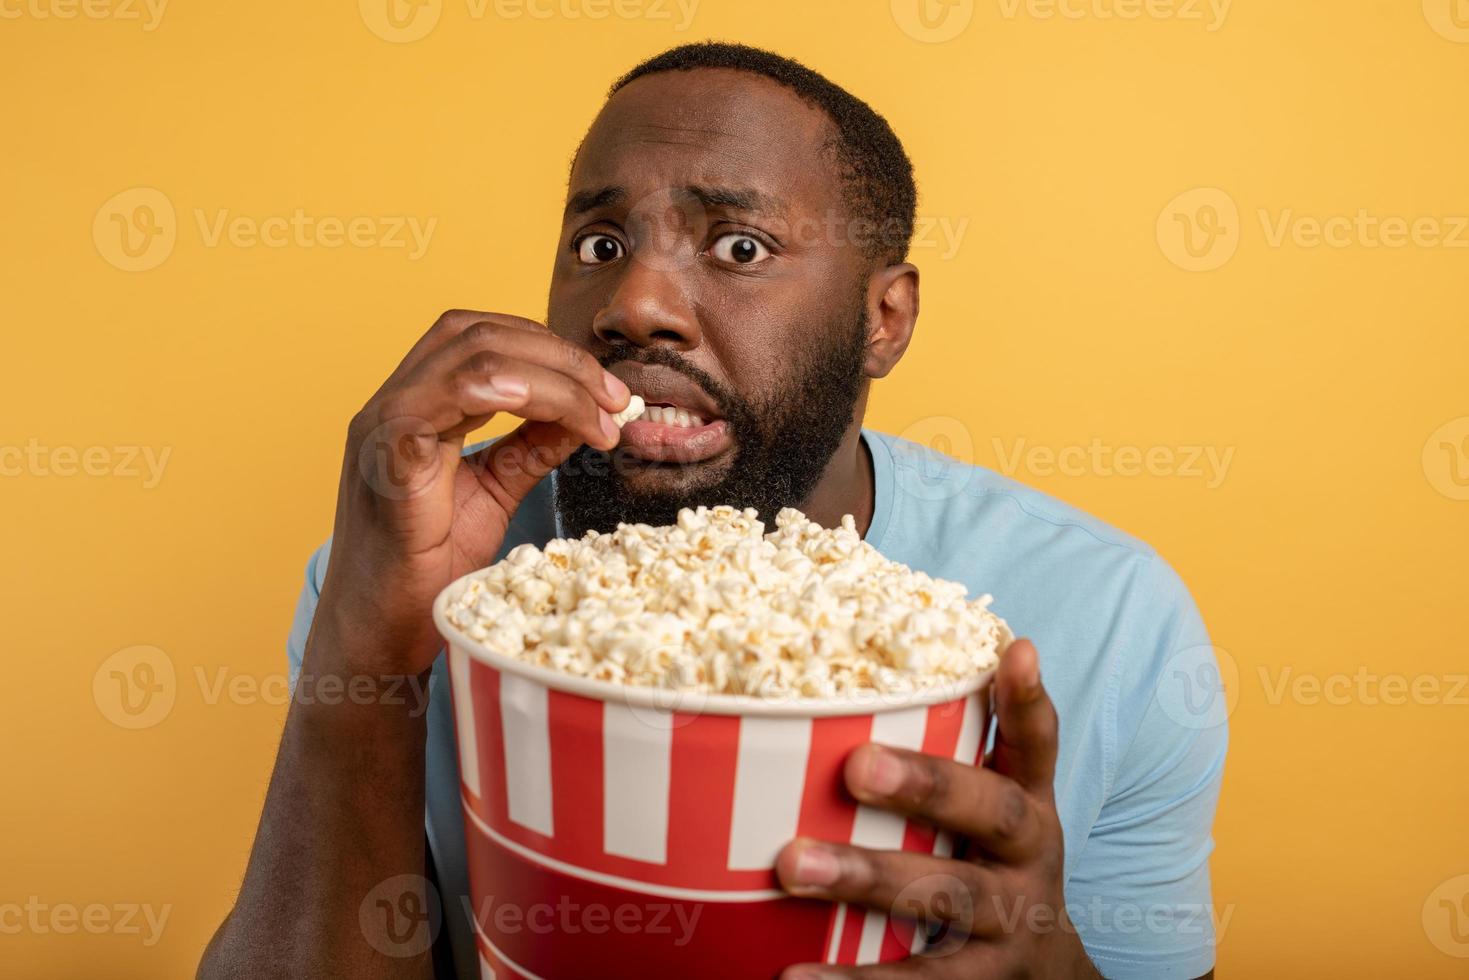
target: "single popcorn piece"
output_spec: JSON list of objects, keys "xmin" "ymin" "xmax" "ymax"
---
[
  {"xmin": 611, "ymin": 394, "xmax": 646, "ymax": 428},
  {"xmin": 445, "ymin": 505, "xmax": 1012, "ymax": 698}
]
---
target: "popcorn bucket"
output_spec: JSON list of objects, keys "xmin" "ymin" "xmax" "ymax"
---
[{"xmin": 435, "ymin": 583, "xmax": 995, "ymax": 980}]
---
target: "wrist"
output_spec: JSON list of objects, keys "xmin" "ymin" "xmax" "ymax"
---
[
  {"xmin": 310, "ymin": 580, "xmax": 440, "ymax": 674},
  {"xmin": 299, "ymin": 620, "xmax": 436, "ymax": 727},
  {"xmin": 1053, "ymin": 917, "xmax": 1102, "ymax": 979}
]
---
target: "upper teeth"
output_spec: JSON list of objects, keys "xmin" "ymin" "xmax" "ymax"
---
[{"xmin": 645, "ymin": 404, "xmax": 705, "ymax": 428}]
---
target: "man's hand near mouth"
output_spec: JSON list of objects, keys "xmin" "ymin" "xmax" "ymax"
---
[
  {"xmin": 198, "ymin": 309, "xmax": 627, "ymax": 980},
  {"xmin": 321, "ymin": 308, "xmax": 629, "ymax": 677}
]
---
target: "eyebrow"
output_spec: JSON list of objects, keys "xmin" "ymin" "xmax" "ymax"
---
[
  {"xmin": 682, "ymin": 185, "xmax": 776, "ymax": 213},
  {"xmin": 562, "ymin": 183, "xmax": 785, "ymax": 219},
  {"xmin": 564, "ymin": 186, "xmax": 625, "ymax": 217}
]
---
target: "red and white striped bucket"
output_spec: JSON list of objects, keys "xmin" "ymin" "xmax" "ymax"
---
[{"xmin": 435, "ymin": 585, "xmax": 994, "ymax": 980}]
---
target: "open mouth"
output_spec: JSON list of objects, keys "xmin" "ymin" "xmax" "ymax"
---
[
  {"xmin": 619, "ymin": 402, "xmax": 732, "ymax": 464},
  {"xmin": 607, "ymin": 364, "xmax": 734, "ymax": 465}
]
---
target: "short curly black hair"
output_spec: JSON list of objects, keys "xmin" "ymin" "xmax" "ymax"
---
[{"xmin": 610, "ymin": 42, "xmax": 918, "ymax": 265}]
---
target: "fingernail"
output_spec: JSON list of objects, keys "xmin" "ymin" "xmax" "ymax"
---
[
  {"xmin": 489, "ymin": 375, "xmax": 528, "ymax": 401},
  {"xmin": 599, "ymin": 411, "xmax": 620, "ymax": 445},
  {"xmin": 783, "ymin": 969, "xmax": 841, "ymax": 980},
  {"xmin": 792, "ymin": 843, "xmax": 842, "ymax": 887},
  {"xmin": 604, "ymin": 371, "xmax": 629, "ymax": 405},
  {"xmin": 861, "ymin": 746, "xmax": 906, "ymax": 797}
]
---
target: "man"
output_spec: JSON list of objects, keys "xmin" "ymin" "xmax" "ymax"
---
[{"xmin": 200, "ymin": 43, "xmax": 1225, "ymax": 980}]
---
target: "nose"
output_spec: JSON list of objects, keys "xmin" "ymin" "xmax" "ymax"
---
[{"xmin": 591, "ymin": 253, "xmax": 702, "ymax": 352}]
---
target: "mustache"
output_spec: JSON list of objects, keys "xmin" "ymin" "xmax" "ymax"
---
[{"xmin": 596, "ymin": 346, "xmax": 742, "ymax": 420}]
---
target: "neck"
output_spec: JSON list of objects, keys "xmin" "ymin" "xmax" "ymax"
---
[{"xmin": 798, "ymin": 421, "xmax": 874, "ymax": 537}]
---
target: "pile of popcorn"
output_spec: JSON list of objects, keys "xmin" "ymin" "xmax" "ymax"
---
[{"xmin": 444, "ymin": 505, "xmax": 1012, "ymax": 698}]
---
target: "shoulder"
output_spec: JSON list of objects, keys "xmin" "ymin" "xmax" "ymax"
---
[{"xmin": 869, "ymin": 428, "xmax": 1158, "ymax": 561}]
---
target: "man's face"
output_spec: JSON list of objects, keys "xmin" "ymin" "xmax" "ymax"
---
[{"xmin": 547, "ymin": 68, "xmax": 875, "ymax": 535}]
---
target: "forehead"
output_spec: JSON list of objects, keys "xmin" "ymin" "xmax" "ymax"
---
[{"xmin": 570, "ymin": 68, "xmax": 844, "ymax": 218}]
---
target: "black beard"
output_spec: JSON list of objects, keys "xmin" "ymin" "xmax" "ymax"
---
[{"xmin": 554, "ymin": 305, "xmax": 869, "ymax": 537}]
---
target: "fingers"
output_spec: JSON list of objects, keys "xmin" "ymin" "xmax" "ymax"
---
[
  {"xmin": 405, "ymin": 316, "xmax": 629, "ymax": 415},
  {"xmin": 385, "ymin": 309, "xmax": 551, "ymax": 387},
  {"xmin": 382, "ymin": 350, "xmax": 620, "ymax": 452},
  {"xmin": 842, "ymin": 745, "xmax": 1043, "ymax": 863},
  {"xmin": 777, "ymin": 839, "xmax": 1002, "ymax": 937},
  {"xmin": 990, "ymin": 639, "xmax": 1059, "ymax": 800}
]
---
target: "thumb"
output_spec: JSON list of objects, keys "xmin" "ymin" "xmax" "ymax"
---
[
  {"xmin": 465, "ymin": 419, "xmax": 584, "ymax": 515},
  {"xmin": 989, "ymin": 639, "xmax": 1059, "ymax": 801}
]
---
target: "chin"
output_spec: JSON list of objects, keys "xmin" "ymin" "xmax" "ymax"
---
[{"xmin": 616, "ymin": 455, "xmax": 736, "ymax": 498}]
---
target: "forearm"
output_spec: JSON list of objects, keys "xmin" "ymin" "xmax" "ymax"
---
[{"xmin": 199, "ymin": 629, "xmax": 434, "ymax": 980}]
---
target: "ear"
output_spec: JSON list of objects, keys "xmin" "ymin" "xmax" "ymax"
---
[{"xmin": 862, "ymin": 262, "xmax": 919, "ymax": 379}]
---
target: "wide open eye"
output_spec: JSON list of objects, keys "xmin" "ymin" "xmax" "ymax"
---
[
  {"xmin": 709, "ymin": 233, "xmax": 770, "ymax": 265},
  {"xmin": 576, "ymin": 234, "xmax": 624, "ymax": 264}
]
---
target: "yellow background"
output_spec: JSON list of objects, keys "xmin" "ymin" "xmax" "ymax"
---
[{"xmin": 3, "ymin": 1, "xmax": 1467, "ymax": 976}]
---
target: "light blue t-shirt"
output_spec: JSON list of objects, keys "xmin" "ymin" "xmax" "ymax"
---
[{"xmin": 287, "ymin": 429, "xmax": 1226, "ymax": 979}]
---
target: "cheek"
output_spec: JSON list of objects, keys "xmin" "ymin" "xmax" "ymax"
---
[
  {"xmin": 546, "ymin": 277, "xmax": 601, "ymax": 344},
  {"xmin": 699, "ymin": 316, "xmax": 790, "ymax": 398}
]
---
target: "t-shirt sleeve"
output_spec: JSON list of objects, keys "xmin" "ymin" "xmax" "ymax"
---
[
  {"xmin": 285, "ymin": 540, "xmax": 331, "ymax": 689},
  {"xmin": 1065, "ymin": 555, "xmax": 1229, "ymax": 979}
]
